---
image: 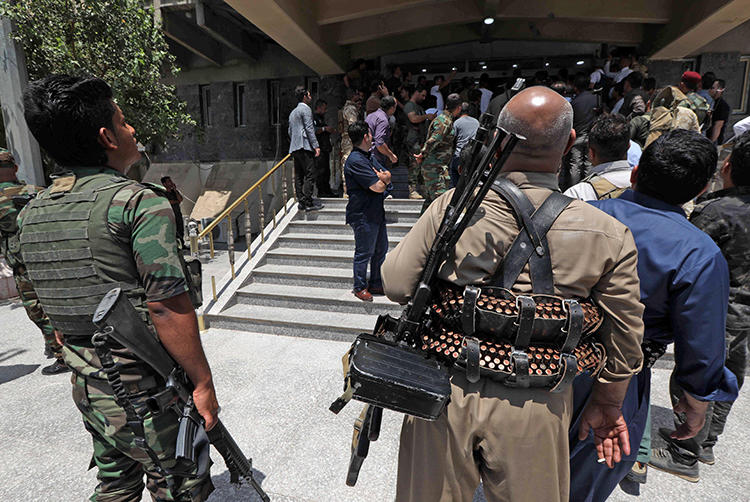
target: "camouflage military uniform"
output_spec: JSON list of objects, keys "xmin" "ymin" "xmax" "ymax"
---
[
  {"xmin": 18, "ymin": 167, "xmax": 212, "ymax": 502},
  {"xmin": 0, "ymin": 179, "xmax": 63, "ymax": 362},
  {"xmin": 690, "ymin": 185, "xmax": 750, "ymax": 450},
  {"xmin": 682, "ymin": 91, "xmax": 710, "ymax": 127},
  {"xmin": 420, "ymin": 110, "xmax": 455, "ymax": 207},
  {"xmin": 339, "ymin": 100, "xmax": 359, "ymax": 167}
]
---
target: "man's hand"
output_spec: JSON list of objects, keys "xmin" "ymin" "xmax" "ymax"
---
[
  {"xmin": 193, "ymin": 381, "xmax": 220, "ymax": 431},
  {"xmin": 314, "ymin": 147, "xmax": 320, "ymax": 157},
  {"xmin": 374, "ymin": 167, "xmax": 391, "ymax": 185},
  {"xmin": 671, "ymin": 392, "xmax": 709, "ymax": 440},
  {"xmin": 426, "ymin": 113, "xmax": 436, "ymax": 120},
  {"xmin": 325, "ymin": 126, "xmax": 335, "ymax": 133},
  {"xmin": 378, "ymin": 83, "xmax": 389, "ymax": 96},
  {"xmin": 54, "ymin": 329, "xmax": 64, "ymax": 347},
  {"xmin": 578, "ymin": 402, "xmax": 631, "ymax": 468},
  {"xmin": 414, "ymin": 153, "xmax": 424, "ymax": 165},
  {"xmin": 389, "ymin": 153, "xmax": 398, "ymax": 164}
]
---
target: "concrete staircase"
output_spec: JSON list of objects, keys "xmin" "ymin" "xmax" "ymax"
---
[{"xmin": 205, "ymin": 197, "xmax": 423, "ymax": 341}]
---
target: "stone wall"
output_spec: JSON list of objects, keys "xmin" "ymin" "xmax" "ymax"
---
[{"xmin": 154, "ymin": 75, "xmax": 347, "ymax": 164}]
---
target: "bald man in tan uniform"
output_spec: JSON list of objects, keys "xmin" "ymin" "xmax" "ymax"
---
[{"xmin": 382, "ymin": 87, "xmax": 645, "ymax": 502}]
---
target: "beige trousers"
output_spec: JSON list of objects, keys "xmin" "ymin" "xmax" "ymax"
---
[{"xmin": 396, "ymin": 373, "xmax": 573, "ymax": 502}]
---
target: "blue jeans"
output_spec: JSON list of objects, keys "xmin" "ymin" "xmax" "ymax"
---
[
  {"xmin": 449, "ymin": 156, "xmax": 461, "ymax": 188},
  {"xmin": 350, "ymin": 218, "xmax": 388, "ymax": 292}
]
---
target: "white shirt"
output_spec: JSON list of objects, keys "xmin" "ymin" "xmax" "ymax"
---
[
  {"xmin": 479, "ymin": 88, "xmax": 493, "ymax": 114},
  {"xmin": 611, "ymin": 97, "xmax": 624, "ymax": 115},
  {"xmin": 564, "ymin": 160, "xmax": 633, "ymax": 201},
  {"xmin": 604, "ymin": 61, "xmax": 633, "ymax": 83},
  {"xmin": 430, "ymin": 85, "xmax": 444, "ymax": 114},
  {"xmin": 590, "ymin": 69, "xmax": 604, "ymax": 85},
  {"xmin": 733, "ymin": 115, "xmax": 750, "ymax": 139}
]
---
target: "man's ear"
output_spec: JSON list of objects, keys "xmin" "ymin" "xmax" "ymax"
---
[
  {"xmin": 630, "ymin": 164, "xmax": 639, "ymax": 187},
  {"xmin": 563, "ymin": 129, "xmax": 577, "ymax": 156},
  {"xmin": 97, "ymin": 127, "xmax": 117, "ymax": 150},
  {"xmin": 721, "ymin": 157, "xmax": 731, "ymax": 176}
]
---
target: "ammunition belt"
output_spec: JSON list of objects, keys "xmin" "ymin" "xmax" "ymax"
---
[{"xmin": 416, "ymin": 282, "xmax": 607, "ymax": 391}]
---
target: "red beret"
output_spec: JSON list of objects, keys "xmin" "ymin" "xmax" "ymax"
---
[{"xmin": 682, "ymin": 71, "xmax": 701, "ymax": 84}]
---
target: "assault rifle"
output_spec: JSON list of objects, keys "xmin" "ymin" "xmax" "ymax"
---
[
  {"xmin": 92, "ymin": 288, "xmax": 270, "ymax": 502},
  {"xmin": 345, "ymin": 115, "xmax": 524, "ymax": 484}
]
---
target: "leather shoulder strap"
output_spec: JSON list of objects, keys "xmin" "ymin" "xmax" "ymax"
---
[{"xmin": 489, "ymin": 179, "xmax": 573, "ymax": 294}]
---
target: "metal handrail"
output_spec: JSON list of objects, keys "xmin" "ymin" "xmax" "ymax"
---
[{"xmin": 189, "ymin": 153, "xmax": 294, "ymax": 305}]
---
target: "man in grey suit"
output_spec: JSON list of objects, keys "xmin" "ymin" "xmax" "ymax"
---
[{"xmin": 289, "ymin": 87, "xmax": 324, "ymax": 211}]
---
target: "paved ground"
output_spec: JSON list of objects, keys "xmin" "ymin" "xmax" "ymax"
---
[{"xmin": 0, "ymin": 297, "xmax": 747, "ymax": 501}]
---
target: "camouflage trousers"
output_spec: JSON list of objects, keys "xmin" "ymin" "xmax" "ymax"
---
[
  {"xmin": 407, "ymin": 140, "xmax": 423, "ymax": 188},
  {"xmin": 13, "ymin": 264, "xmax": 63, "ymax": 360},
  {"xmin": 421, "ymin": 160, "xmax": 451, "ymax": 212},
  {"xmin": 70, "ymin": 371, "xmax": 214, "ymax": 502}
]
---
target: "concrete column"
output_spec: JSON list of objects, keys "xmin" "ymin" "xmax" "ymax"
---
[{"xmin": 0, "ymin": 17, "xmax": 44, "ymax": 186}]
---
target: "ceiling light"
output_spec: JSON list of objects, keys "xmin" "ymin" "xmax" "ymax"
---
[
  {"xmin": 452, "ymin": 67, "xmax": 457, "ymax": 71},
  {"xmin": 544, "ymin": 62, "xmax": 550, "ymax": 67},
  {"xmin": 576, "ymin": 60, "xmax": 584, "ymax": 65},
  {"xmin": 479, "ymin": 61, "xmax": 485, "ymax": 65},
  {"xmin": 482, "ymin": 65, "xmax": 487, "ymax": 70},
  {"xmin": 483, "ymin": 17, "xmax": 494, "ymax": 25},
  {"xmin": 421, "ymin": 68, "xmax": 427, "ymax": 72},
  {"xmin": 512, "ymin": 64, "xmax": 518, "ymax": 68}
]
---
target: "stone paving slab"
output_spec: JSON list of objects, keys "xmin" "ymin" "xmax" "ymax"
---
[{"xmin": 0, "ymin": 299, "xmax": 747, "ymax": 501}]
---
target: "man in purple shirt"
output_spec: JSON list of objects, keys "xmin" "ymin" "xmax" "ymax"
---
[{"xmin": 365, "ymin": 95, "xmax": 398, "ymax": 167}]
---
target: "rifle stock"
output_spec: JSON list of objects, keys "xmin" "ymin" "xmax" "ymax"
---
[{"xmin": 93, "ymin": 288, "xmax": 270, "ymax": 502}]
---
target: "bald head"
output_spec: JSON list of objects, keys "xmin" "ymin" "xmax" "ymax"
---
[{"xmin": 498, "ymin": 86, "xmax": 574, "ymax": 164}]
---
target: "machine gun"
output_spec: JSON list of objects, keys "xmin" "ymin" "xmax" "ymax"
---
[
  {"xmin": 339, "ymin": 114, "xmax": 524, "ymax": 485},
  {"xmin": 92, "ymin": 288, "xmax": 270, "ymax": 502}
]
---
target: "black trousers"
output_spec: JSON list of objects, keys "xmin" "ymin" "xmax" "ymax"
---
[
  {"xmin": 292, "ymin": 149, "xmax": 315, "ymax": 207},
  {"xmin": 315, "ymin": 150, "xmax": 333, "ymax": 196}
]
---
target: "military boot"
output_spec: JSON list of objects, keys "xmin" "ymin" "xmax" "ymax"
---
[
  {"xmin": 409, "ymin": 186, "xmax": 423, "ymax": 199},
  {"xmin": 41, "ymin": 359, "xmax": 70, "ymax": 376}
]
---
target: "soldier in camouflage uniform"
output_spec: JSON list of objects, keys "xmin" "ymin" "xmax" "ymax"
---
[
  {"xmin": 689, "ymin": 131, "xmax": 750, "ymax": 464},
  {"xmin": 0, "ymin": 148, "xmax": 67, "ymax": 375},
  {"xmin": 338, "ymin": 89, "xmax": 362, "ymax": 195},
  {"xmin": 19, "ymin": 75, "xmax": 218, "ymax": 501},
  {"xmin": 414, "ymin": 93, "xmax": 463, "ymax": 210}
]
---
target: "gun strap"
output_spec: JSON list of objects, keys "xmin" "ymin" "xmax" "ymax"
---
[
  {"xmin": 91, "ymin": 330, "xmax": 175, "ymax": 491},
  {"xmin": 488, "ymin": 179, "xmax": 572, "ymax": 294}
]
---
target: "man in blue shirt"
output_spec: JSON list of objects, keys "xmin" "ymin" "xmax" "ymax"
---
[
  {"xmin": 344, "ymin": 121, "xmax": 392, "ymax": 302},
  {"xmin": 569, "ymin": 129, "xmax": 739, "ymax": 501}
]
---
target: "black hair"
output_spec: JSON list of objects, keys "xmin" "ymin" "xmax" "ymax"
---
[
  {"xmin": 160, "ymin": 176, "xmax": 171, "ymax": 183},
  {"xmin": 636, "ymin": 129, "xmax": 717, "ymax": 205},
  {"xmin": 729, "ymin": 132, "xmax": 750, "ymax": 186},
  {"xmin": 348, "ymin": 121, "xmax": 369, "ymax": 146},
  {"xmin": 445, "ymin": 93, "xmax": 462, "ymax": 111},
  {"xmin": 380, "ymin": 95, "xmax": 396, "ymax": 110},
  {"xmin": 626, "ymin": 71, "xmax": 643, "ymax": 89},
  {"xmin": 643, "ymin": 77, "xmax": 656, "ymax": 92},
  {"xmin": 702, "ymin": 72, "xmax": 716, "ymax": 90},
  {"xmin": 573, "ymin": 74, "xmax": 589, "ymax": 92},
  {"xmin": 434, "ymin": 75, "xmax": 444, "ymax": 84},
  {"xmin": 715, "ymin": 79, "xmax": 726, "ymax": 89},
  {"xmin": 23, "ymin": 75, "xmax": 115, "ymax": 167},
  {"xmin": 412, "ymin": 85, "xmax": 427, "ymax": 96},
  {"xmin": 314, "ymin": 99, "xmax": 327, "ymax": 109},
  {"xmin": 588, "ymin": 114, "xmax": 630, "ymax": 162},
  {"xmin": 294, "ymin": 87, "xmax": 309, "ymax": 102},
  {"xmin": 370, "ymin": 80, "xmax": 381, "ymax": 93},
  {"xmin": 468, "ymin": 88, "xmax": 482, "ymax": 102}
]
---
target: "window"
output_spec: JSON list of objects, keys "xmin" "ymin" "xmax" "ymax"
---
[
  {"xmin": 199, "ymin": 84, "xmax": 212, "ymax": 128},
  {"xmin": 268, "ymin": 80, "xmax": 280, "ymax": 126},
  {"xmin": 306, "ymin": 77, "xmax": 320, "ymax": 104},
  {"xmin": 234, "ymin": 83, "xmax": 246, "ymax": 127},
  {"xmin": 738, "ymin": 55, "xmax": 750, "ymax": 114}
]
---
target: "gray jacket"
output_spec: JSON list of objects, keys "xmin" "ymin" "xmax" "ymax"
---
[{"xmin": 288, "ymin": 102, "xmax": 319, "ymax": 153}]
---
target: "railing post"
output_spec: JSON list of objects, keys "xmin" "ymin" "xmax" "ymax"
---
[
  {"xmin": 244, "ymin": 198, "xmax": 252, "ymax": 260},
  {"xmin": 282, "ymin": 161, "xmax": 288, "ymax": 215},
  {"xmin": 188, "ymin": 221, "xmax": 199, "ymax": 258},
  {"xmin": 227, "ymin": 214, "xmax": 235, "ymax": 280},
  {"xmin": 209, "ymin": 232, "xmax": 215, "ymax": 259},
  {"xmin": 259, "ymin": 181, "xmax": 266, "ymax": 244}
]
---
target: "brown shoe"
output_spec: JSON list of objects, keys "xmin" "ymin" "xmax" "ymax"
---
[
  {"xmin": 368, "ymin": 286, "xmax": 384, "ymax": 296},
  {"xmin": 353, "ymin": 289, "xmax": 373, "ymax": 302}
]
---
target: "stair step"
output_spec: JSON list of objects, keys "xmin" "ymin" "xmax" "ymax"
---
[
  {"xmin": 265, "ymin": 248, "xmax": 354, "ymax": 268},
  {"xmin": 276, "ymin": 233, "xmax": 402, "ymax": 251},
  {"xmin": 319, "ymin": 198, "xmax": 423, "ymax": 210},
  {"xmin": 209, "ymin": 304, "xmax": 376, "ymax": 341},
  {"xmin": 297, "ymin": 207, "xmax": 421, "ymax": 224},
  {"xmin": 236, "ymin": 283, "xmax": 403, "ymax": 315},
  {"xmin": 287, "ymin": 220, "xmax": 412, "ymax": 237},
  {"xmin": 251, "ymin": 264, "xmax": 355, "ymax": 288}
]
